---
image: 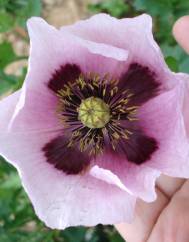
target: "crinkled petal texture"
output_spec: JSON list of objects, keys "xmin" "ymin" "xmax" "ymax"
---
[
  {"xmin": 139, "ymin": 81, "xmax": 189, "ymax": 177},
  {"xmin": 0, "ymin": 16, "xmax": 135, "ymax": 229},
  {"xmin": 178, "ymin": 73, "xmax": 189, "ymax": 139},
  {"xmin": 0, "ymin": 14, "xmax": 189, "ymax": 229},
  {"xmin": 61, "ymin": 13, "xmax": 175, "ymax": 88}
]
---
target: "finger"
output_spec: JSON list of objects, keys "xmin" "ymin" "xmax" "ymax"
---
[
  {"xmin": 115, "ymin": 188, "xmax": 169, "ymax": 242},
  {"xmin": 148, "ymin": 180, "xmax": 189, "ymax": 242},
  {"xmin": 173, "ymin": 16, "xmax": 189, "ymax": 54},
  {"xmin": 156, "ymin": 174, "xmax": 185, "ymax": 198}
]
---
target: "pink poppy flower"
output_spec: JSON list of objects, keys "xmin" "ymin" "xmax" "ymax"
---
[{"xmin": 0, "ymin": 14, "xmax": 189, "ymax": 229}]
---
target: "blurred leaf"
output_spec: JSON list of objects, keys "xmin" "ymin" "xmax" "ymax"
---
[
  {"xmin": 161, "ymin": 44, "xmax": 184, "ymax": 59},
  {"xmin": 14, "ymin": 0, "xmax": 42, "ymax": 28},
  {"xmin": 89, "ymin": 0, "xmax": 129, "ymax": 18},
  {"xmin": 161, "ymin": 44, "xmax": 189, "ymax": 73},
  {"xmin": 165, "ymin": 56, "xmax": 179, "ymax": 72},
  {"xmin": 0, "ymin": 42, "xmax": 17, "ymax": 69},
  {"xmin": 13, "ymin": 66, "xmax": 27, "ymax": 90},
  {"xmin": 180, "ymin": 57, "xmax": 189, "ymax": 73},
  {"xmin": 0, "ymin": 41, "xmax": 27, "ymax": 96},
  {"xmin": 0, "ymin": 70, "xmax": 25, "ymax": 97},
  {"xmin": 109, "ymin": 233, "xmax": 124, "ymax": 242},
  {"xmin": 0, "ymin": 11, "xmax": 14, "ymax": 32},
  {"xmin": 61, "ymin": 227, "xmax": 87, "ymax": 242},
  {"xmin": 0, "ymin": 71, "xmax": 17, "ymax": 96},
  {"xmin": 1, "ymin": 172, "xmax": 21, "ymax": 189},
  {"xmin": 133, "ymin": 0, "xmax": 172, "ymax": 14},
  {"xmin": 0, "ymin": 0, "xmax": 41, "ymax": 32}
]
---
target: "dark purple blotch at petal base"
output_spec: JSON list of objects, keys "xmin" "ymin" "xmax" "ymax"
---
[
  {"xmin": 119, "ymin": 63, "xmax": 161, "ymax": 106},
  {"xmin": 105, "ymin": 127, "xmax": 158, "ymax": 165},
  {"xmin": 42, "ymin": 136, "xmax": 90, "ymax": 174},
  {"xmin": 120, "ymin": 131, "xmax": 158, "ymax": 164},
  {"xmin": 48, "ymin": 64, "xmax": 81, "ymax": 93},
  {"xmin": 44, "ymin": 62, "xmax": 159, "ymax": 173}
]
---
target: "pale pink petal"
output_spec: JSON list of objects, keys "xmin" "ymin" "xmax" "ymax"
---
[
  {"xmin": 139, "ymin": 83, "xmax": 189, "ymax": 177},
  {"xmin": 94, "ymin": 156, "xmax": 160, "ymax": 202},
  {"xmin": 61, "ymin": 13, "xmax": 173, "ymax": 87},
  {"xmin": 0, "ymin": 131, "xmax": 135, "ymax": 228},
  {"xmin": 122, "ymin": 164, "xmax": 160, "ymax": 202},
  {"xmin": 1, "ymin": 14, "xmax": 189, "ymax": 230},
  {"xmin": 8, "ymin": 17, "xmax": 129, "ymax": 132},
  {"xmin": 0, "ymin": 90, "xmax": 21, "ymax": 132},
  {"xmin": 177, "ymin": 73, "xmax": 189, "ymax": 138},
  {"xmin": 8, "ymin": 18, "xmax": 128, "ymax": 131},
  {"xmin": 8, "ymin": 88, "xmax": 61, "ymax": 132},
  {"xmin": 26, "ymin": 17, "xmax": 128, "ymax": 93},
  {"xmin": 89, "ymin": 165, "xmax": 133, "ymax": 194},
  {"xmin": 0, "ymin": 90, "xmax": 135, "ymax": 228},
  {"xmin": 75, "ymin": 36, "xmax": 129, "ymax": 61}
]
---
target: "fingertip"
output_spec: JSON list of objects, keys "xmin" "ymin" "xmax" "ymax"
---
[
  {"xmin": 173, "ymin": 16, "xmax": 189, "ymax": 54},
  {"xmin": 173, "ymin": 15, "xmax": 189, "ymax": 37},
  {"xmin": 115, "ymin": 189, "xmax": 169, "ymax": 242}
]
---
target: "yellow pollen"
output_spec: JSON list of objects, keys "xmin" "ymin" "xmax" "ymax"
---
[{"xmin": 78, "ymin": 97, "xmax": 110, "ymax": 128}]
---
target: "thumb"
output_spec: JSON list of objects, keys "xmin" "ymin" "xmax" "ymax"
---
[{"xmin": 173, "ymin": 16, "xmax": 189, "ymax": 54}]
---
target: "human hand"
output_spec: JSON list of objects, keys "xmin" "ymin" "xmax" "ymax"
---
[{"xmin": 116, "ymin": 16, "xmax": 189, "ymax": 242}]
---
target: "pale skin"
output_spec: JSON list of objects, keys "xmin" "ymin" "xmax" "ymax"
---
[{"xmin": 116, "ymin": 16, "xmax": 189, "ymax": 242}]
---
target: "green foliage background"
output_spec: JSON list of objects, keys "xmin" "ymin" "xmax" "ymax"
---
[{"xmin": 0, "ymin": 0, "xmax": 188, "ymax": 241}]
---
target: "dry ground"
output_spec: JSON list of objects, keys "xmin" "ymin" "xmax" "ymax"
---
[{"xmin": 2, "ymin": 0, "xmax": 96, "ymax": 75}]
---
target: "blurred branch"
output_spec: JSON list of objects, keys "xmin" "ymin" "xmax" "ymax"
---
[{"xmin": 14, "ymin": 26, "xmax": 28, "ymax": 40}]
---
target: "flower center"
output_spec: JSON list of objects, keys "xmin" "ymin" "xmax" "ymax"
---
[
  {"xmin": 56, "ymin": 71, "xmax": 139, "ymax": 155},
  {"xmin": 78, "ymin": 97, "xmax": 110, "ymax": 128}
]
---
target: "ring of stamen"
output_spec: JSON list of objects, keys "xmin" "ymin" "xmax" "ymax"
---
[
  {"xmin": 56, "ymin": 73, "xmax": 138, "ymax": 155},
  {"xmin": 78, "ymin": 97, "xmax": 110, "ymax": 128}
]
